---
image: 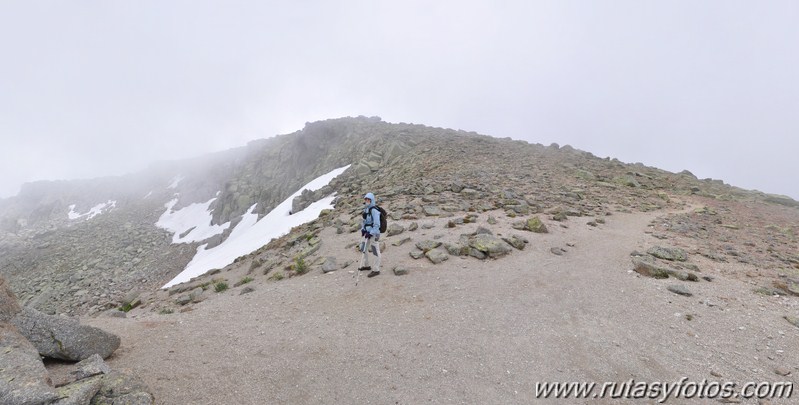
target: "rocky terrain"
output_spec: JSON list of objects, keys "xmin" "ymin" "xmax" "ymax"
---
[{"xmin": 1, "ymin": 116, "xmax": 798, "ymax": 404}]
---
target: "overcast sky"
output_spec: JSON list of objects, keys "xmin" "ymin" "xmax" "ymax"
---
[{"xmin": 1, "ymin": 1, "xmax": 797, "ymax": 199}]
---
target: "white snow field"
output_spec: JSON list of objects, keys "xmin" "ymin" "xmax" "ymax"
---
[{"xmin": 161, "ymin": 165, "xmax": 350, "ymax": 288}]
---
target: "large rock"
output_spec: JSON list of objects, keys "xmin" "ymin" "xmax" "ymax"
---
[
  {"xmin": 90, "ymin": 371, "xmax": 154, "ymax": 405},
  {"xmin": 425, "ymin": 248, "xmax": 449, "ymax": 264},
  {"xmin": 73, "ymin": 353, "xmax": 112, "ymax": 380},
  {"xmin": 415, "ymin": 240, "xmax": 442, "ymax": 252},
  {"xmin": 468, "ymin": 234, "xmax": 512, "ymax": 258},
  {"xmin": 525, "ymin": 216, "xmax": 549, "ymax": 233},
  {"xmin": 1, "ymin": 276, "xmax": 22, "ymax": 322},
  {"xmin": 11, "ymin": 307, "xmax": 121, "ymax": 361},
  {"xmin": 647, "ymin": 246, "xmax": 688, "ymax": 262},
  {"xmin": 632, "ymin": 258, "xmax": 698, "ymax": 281},
  {"xmin": 502, "ymin": 234, "xmax": 528, "ymax": 250},
  {"xmin": 0, "ymin": 322, "xmax": 58, "ymax": 405},
  {"xmin": 321, "ymin": 257, "xmax": 338, "ymax": 273},
  {"xmin": 386, "ymin": 223, "xmax": 405, "ymax": 237},
  {"xmin": 54, "ymin": 375, "xmax": 104, "ymax": 405}
]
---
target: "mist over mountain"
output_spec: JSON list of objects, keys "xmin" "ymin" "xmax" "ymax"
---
[{"xmin": 0, "ymin": 116, "xmax": 795, "ymax": 318}]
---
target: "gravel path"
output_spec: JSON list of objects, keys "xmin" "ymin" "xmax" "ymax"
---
[{"xmin": 84, "ymin": 209, "xmax": 799, "ymax": 404}]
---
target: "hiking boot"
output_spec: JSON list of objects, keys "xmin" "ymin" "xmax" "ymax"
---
[
  {"xmin": 367, "ymin": 271, "xmax": 380, "ymax": 278},
  {"xmin": 358, "ymin": 266, "xmax": 371, "ymax": 271}
]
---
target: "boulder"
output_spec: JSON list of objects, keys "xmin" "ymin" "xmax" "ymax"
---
[
  {"xmin": 468, "ymin": 234, "xmax": 512, "ymax": 258},
  {"xmin": 632, "ymin": 258, "xmax": 698, "ymax": 281},
  {"xmin": 53, "ymin": 375, "xmax": 104, "ymax": 405},
  {"xmin": 90, "ymin": 371, "xmax": 154, "ymax": 405},
  {"xmin": 525, "ymin": 216, "xmax": 549, "ymax": 233},
  {"xmin": 425, "ymin": 249, "xmax": 449, "ymax": 264},
  {"xmin": 647, "ymin": 246, "xmax": 688, "ymax": 262},
  {"xmin": 386, "ymin": 224, "xmax": 405, "ymax": 237},
  {"xmin": 72, "ymin": 353, "xmax": 112, "ymax": 380},
  {"xmin": 423, "ymin": 205, "xmax": 441, "ymax": 216},
  {"xmin": 391, "ymin": 237, "xmax": 411, "ymax": 247},
  {"xmin": 631, "ymin": 258, "xmax": 670, "ymax": 279},
  {"xmin": 0, "ymin": 276, "xmax": 22, "ymax": 322},
  {"xmin": 0, "ymin": 322, "xmax": 58, "ymax": 405},
  {"xmin": 502, "ymin": 235, "xmax": 528, "ymax": 250},
  {"xmin": 11, "ymin": 307, "xmax": 121, "ymax": 361},
  {"xmin": 667, "ymin": 284, "xmax": 693, "ymax": 297},
  {"xmin": 321, "ymin": 257, "xmax": 338, "ymax": 273},
  {"xmin": 415, "ymin": 240, "xmax": 442, "ymax": 253}
]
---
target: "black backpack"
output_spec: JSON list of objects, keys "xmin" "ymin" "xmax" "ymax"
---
[{"xmin": 364, "ymin": 205, "xmax": 388, "ymax": 233}]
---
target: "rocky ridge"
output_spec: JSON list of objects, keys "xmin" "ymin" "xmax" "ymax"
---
[{"xmin": 0, "ymin": 116, "xmax": 797, "ymax": 320}]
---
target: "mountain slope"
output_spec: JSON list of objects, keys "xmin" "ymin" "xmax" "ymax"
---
[{"xmin": 0, "ymin": 116, "xmax": 796, "ymax": 319}]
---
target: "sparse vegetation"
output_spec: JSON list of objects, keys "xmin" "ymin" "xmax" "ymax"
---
[
  {"xmin": 269, "ymin": 272, "xmax": 285, "ymax": 281},
  {"xmin": 214, "ymin": 281, "xmax": 229, "ymax": 292},
  {"xmin": 234, "ymin": 276, "xmax": 254, "ymax": 287},
  {"xmin": 119, "ymin": 303, "xmax": 134, "ymax": 312},
  {"xmin": 294, "ymin": 257, "xmax": 308, "ymax": 275},
  {"xmin": 158, "ymin": 308, "xmax": 174, "ymax": 315}
]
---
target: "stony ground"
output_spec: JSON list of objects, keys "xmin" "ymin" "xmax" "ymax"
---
[{"xmin": 69, "ymin": 200, "xmax": 799, "ymax": 404}]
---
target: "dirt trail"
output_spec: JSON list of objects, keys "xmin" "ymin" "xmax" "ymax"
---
[{"xmin": 82, "ymin": 209, "xmax": 799, "ymax": 404}]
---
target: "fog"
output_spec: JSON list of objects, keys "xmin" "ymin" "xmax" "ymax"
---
[{"xmin": 1, "ymin": 1, "xmax": 797, "ymax": 199}]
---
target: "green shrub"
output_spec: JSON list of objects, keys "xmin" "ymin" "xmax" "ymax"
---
[
  {"xmin": 294, "ymin": 257, "xmax": 308, "ymax": 275},
  {"xmin": 269, "ymin": 272, "xmax": 284, "ymax": 281},
  {"xmin": 235, "ymin": 276, "xmax": 254, "ymax": 287},
  {"xmin": 214, "ymin": 281, "xmax": 229, "ymax": 293}
]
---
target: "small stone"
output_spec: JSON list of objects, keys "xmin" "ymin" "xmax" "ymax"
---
[
  {"xmin": 240, "ymin": 286, "xmax": 255, "ymax": 295},
  {"xmin": 408, "ymin": 222, "xmax": 419, "ymax": 231},
  {"xmin": 667, "ymin": 284, "xmax": 693, "ymax": 297},
  {"xmin": 409, "ymin": 250, "xmax": 425, "ymax": 260},
  {"xmin": 392, "ymin": 237, "xmax": 412, "ymax": 246},
  {"xmin": 393, "ymin": 267, "xmax": 409, "ymax": 276},
  {"xmin": 710, "ymin": 370, "xmax": 722, "ymax": 377},
  {"xmin": 775, "ymin": 366, "xmax": 791, "ymax": 376},
  {"xmin": 474, "ymin": 226, "xmax": 493, "ymax": 235},
  {"xmin": 784, "ymin": 315, "xmax": 799, "ymax": 328},
  {"xmin": 550, "ymin": 247, "xmax": 566, "ymax": 256}
]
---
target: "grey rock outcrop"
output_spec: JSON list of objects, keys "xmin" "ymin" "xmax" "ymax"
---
[
  {"xmin": 386, "ymin": 223, "xmax": 405, "ymax": 237},
  {"xmin": 321, "ymin": 257, "xmax": 338, "ymax": 273},
  {"xmin": 89, "ymin": 371, "xmax": 154, "ymax": 405},
  {"xmin": 72, "ymin": 353, "xmax": 112, "ymax": 380},
  {"xmin": 425, "ymin": 248, "xmax": 449, "ymax": 264},
  {"xmin": 1, "ymin": 276, "xmax": 22, "ymax": 322},
  {"xmin": 647, "ymin": 246, "xmax": 688, "ymax": 262},
  {"xmin": 0, "ymin": 322, "xmax": 58, "ymax": 405},
  {"xmin": 54, "ymin": 375, "xmax": 104, "ymax": 405},
  {"xmin": 11, "ymin": 307, "xmax": 121, "ymax": 361},
  {"xmin": 468, "ymin": 234, "xmax": 512, "ymax": 258}
]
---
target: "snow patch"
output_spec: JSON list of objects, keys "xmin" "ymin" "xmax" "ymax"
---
[
  {"xmin": 155, "ymin": 197, "xmax": 230, "ymax": 244},
  {"xmin": 168, "ymin": 175, "xmax": 184, "ymax": 189},
  {"xmin": 68, "ymin": 200, "xmax": 117, "ymax": 220},
  {"xmin": 162, "ymin": 164, "xmax": 351, "ymax": 288}
]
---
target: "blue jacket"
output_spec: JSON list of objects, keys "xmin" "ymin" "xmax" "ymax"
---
[{"xmin": 362, "ymin": 192, "xmax": 381, "ymax": 236}]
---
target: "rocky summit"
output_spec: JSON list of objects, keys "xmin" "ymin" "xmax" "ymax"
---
[{"xmin": 1, "ymin": 116, "xmax": 798, "ymax": 404}]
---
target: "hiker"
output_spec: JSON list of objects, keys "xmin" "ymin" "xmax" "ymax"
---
[{"xmin": 358, "ymin": 192, "xmax": 382, "ymax": 278}]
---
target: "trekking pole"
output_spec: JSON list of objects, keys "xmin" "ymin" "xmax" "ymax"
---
[{"xmin": 355, "ymin": 237, "xmax": 366, "ymax": 286}]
